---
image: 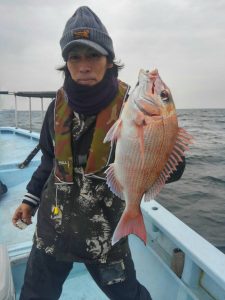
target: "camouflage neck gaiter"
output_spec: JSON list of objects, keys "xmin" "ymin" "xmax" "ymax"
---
[{"xmin": 63, "ymin": 69, "xmax": 118, "ymax": 116}]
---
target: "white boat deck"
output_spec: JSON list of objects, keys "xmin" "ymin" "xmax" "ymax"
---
[
  {"xmin": 1, "ymin": 127, "xmax": 225, "ymax": 300},
  {"xmin": 0, "ymin": 127, "xmax": 40, "ymax": 245},
  {"xmin": 0, "ymin": 127, "xmax": 41, "ymax": 165},
  {"xmin": 8, "ymin": 237, "xmax": 194, "ymax": 300}
]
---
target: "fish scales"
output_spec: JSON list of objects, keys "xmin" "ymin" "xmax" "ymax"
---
[{"xmin": 118, "ymin": 130, "xmax": 154, "ymax": 186}]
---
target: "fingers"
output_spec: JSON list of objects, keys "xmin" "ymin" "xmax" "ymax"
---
[
  {"xmin": 15, "ymin": 219, "xmax": 28, "ymax": 230},
  {"xmin": 12, "ymin": 204, "xmax": 33, "ymax": 227},
  {"xmin": 12, "ymin": 207, "xmax": 22, "ymax": 225},
  {"xmin": 22, "ymin": 209, "xmax": 32, "ymax": 225}
]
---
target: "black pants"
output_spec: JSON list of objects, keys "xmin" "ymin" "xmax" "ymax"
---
[{"xmin": 20, "ymin": 245, "xmax": 152, "ymax": 300}]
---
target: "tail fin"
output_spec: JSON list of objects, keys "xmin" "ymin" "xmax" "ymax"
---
[{"xmin": 112, "ymin": 209, "xmax": 147, "ymax": 246}]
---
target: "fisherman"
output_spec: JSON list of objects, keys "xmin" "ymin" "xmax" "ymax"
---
[{"xmin": 12, "ymin": 6, "xmax": 185, "ymax": 300}]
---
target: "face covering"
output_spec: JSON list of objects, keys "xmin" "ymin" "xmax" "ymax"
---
[{"xmin": 63, "ymin": 69, "xmax": 118, "ymax": 116}]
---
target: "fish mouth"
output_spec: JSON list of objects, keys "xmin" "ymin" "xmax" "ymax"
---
[{"xmin": 134, "ymin": 98, "xmax": 160, "ymax": 117}]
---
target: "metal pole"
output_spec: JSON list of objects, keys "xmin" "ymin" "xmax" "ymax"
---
[
  {"xmin": 29, "ymin": 97, "xmax": 32, "ymax": 132},
  {"xmin": 41, "ymin": 97, "xmax": 44, "ymax": 123},
  {"xmin": 14, "ymin": 94, "xmax": 18, "ymax": 129}
]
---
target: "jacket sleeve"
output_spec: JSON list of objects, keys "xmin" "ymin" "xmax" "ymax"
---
[{"xmin": 22, "ymin": 100, "xmax": 55, "ymax": 208}]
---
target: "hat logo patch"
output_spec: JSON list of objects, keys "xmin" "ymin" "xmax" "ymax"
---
[{"xmin": 73, "ymin": 30, "xmax": 90, "ymax": 39}]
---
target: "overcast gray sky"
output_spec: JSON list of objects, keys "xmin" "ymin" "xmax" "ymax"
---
[{"xmin": 0, "ymin": 0, "xmax": 225, "ymax": 109}]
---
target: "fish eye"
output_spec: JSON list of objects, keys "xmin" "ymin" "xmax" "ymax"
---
[{"xmin": 160, "ymin": 90, "xmax": 169, "ymax": 102}]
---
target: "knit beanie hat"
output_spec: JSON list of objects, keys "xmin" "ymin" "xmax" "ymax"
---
[{"xmin": 60, "ymin": 6, "xmax": 115, "ymax": 61}]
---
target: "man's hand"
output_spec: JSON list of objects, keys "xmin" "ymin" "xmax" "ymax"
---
[{"xmin": 12, "ymin": 203, "xmax": 33, "ymax": 227}]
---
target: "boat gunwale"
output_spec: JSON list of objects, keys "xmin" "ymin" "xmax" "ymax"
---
[
  {"xmin": 0, "ymin": 127, "xmax": 40, "ymax": 140},
  {"xmin": 142, "ymin": 200, "xmax": 225, "ymax": 295}
]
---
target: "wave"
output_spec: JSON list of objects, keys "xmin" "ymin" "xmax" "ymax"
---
[
  {"xmin": 186, "ymin": 155, "xmax": 224, "ymax": 165},
  {"xmin": 201, "ymin": 176, "xmax": 225, "ymax": 185}
]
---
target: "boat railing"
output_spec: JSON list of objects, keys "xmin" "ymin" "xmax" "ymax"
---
[
  {"xmin": 0, "ymin": 91, "xmax": 56, "ymax": 132},
  {"xmin": 142, "ymin": 200, "xmax": 225, "ymax": 300}
]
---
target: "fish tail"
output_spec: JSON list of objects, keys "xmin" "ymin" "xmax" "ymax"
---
[{"xmin": 112, "ymin": 209, "xmax": 147, "ymax": 246}]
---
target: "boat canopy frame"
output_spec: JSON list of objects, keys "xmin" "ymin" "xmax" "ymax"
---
[{"xmin": 0, "ymin": 90, "xmax": 56, "ymax": 132}]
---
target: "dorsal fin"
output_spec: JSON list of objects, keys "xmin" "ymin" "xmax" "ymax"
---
[{"xmin": 145, "ymin": 127, "xmax": 193, "ymax": 200}]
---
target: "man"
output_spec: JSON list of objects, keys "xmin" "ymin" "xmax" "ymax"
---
[{"xmin": 13, "ymin": 6, "xmax": 184, "ymax": 300}]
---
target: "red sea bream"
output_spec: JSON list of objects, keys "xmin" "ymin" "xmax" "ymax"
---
[{"xmin": 104, "ymin": 69, "xmax": 193, "ymax": 245}]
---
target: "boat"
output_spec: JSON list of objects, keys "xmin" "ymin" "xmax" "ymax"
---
[{"xmin": 0, "ymin": 91, "xmax": 225, "ymax": 300}]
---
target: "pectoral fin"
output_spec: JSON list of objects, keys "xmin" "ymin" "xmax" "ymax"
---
[{"xmin": 103, "ymin": 119, "xmax": 122, "ymax": 143}]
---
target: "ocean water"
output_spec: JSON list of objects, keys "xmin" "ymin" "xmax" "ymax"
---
[{"xmin": 0, "ymin": 108, "xmax": 225, "ymax": 250}]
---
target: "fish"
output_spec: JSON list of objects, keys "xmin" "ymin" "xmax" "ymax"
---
[{"xmin": 103, "ymin": 68, "xmax": 193, "ymax": 245}]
